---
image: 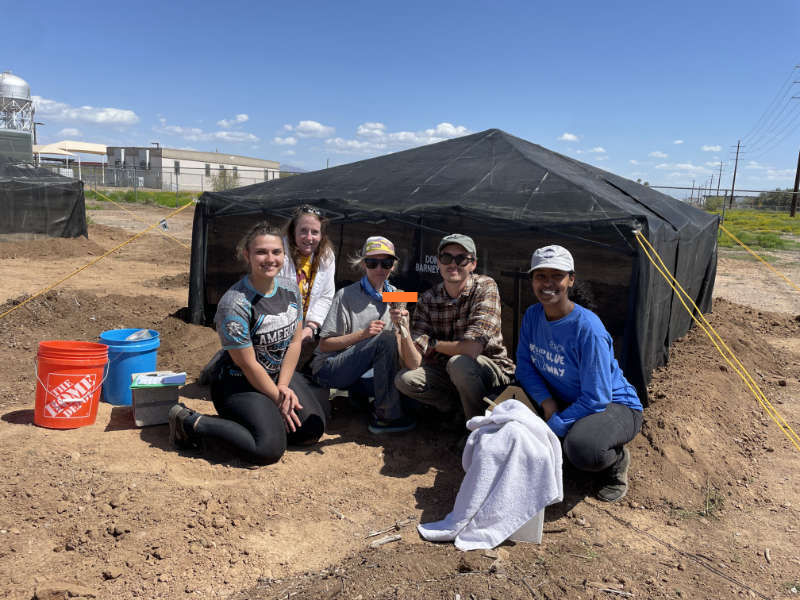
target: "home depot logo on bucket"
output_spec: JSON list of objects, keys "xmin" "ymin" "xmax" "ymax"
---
[{"xmin": 43, "ymin": 372, "xmax": 97, "ymax": 419}]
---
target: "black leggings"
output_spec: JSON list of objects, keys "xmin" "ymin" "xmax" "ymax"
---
[
  {"xmin": 562, "ymin": 403, "xmax": 643, "ymax": 472},
  {"xmin": 199, "ymin": 370, "xmax": 329, "ymax": 465}
]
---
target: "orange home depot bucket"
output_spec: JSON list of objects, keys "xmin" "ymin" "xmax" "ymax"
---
[{"xmin": 34, "ymin": 341, "xmax": 109, "ymax": 429}]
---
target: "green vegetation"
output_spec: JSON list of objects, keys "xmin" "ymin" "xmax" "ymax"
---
[
  {"xmin": 86, "ymin": 189, "xmax": 195, "ymax": 208},
  {"xmin": 707, "ymin": 208, "xmax": 800, "ymax": 250},
  {"xmin": 211, "ymin": 169, "xmax": 240, "ymax": 191}
]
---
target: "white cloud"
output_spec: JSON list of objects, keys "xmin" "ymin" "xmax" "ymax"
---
[
  {"xmin": 629, "ymin": 159, "xmax": 640, "ymax": 165},
  {"xmin": 701, "ymin": 144, "xmax": 721, "ymax": 152},
  {"xmin": 356, "ymin": 122, "xmax": 387, "ymax": 137},
  {"xmin": 558, "ymin": 132, "xmax": 579, "ymax": 142},
  {"xmin": 326, "ymin": 137, "xmax": 383, "ymax": 152},
  {"xmin": 673, "ymin": 139, "xmax": 684, "ymax": 145},
  {"xmin": 33, "ymin": 96, "xmax": 139, "ymax": 125},
  {"xmin": 589, "ymin": 146, "xmax": 606, "ymax": 153},
  {"xmin": 705, "ymin": 161, "xmax": 721, "ymax": 167},
  {"xmin": 649, "ymin": 151, "xmax": 668, "ymax": 158},
  {"xmin": 289, "ymin": 120, "xmax": 335, "ymax": 138},
  {"xmin": 215, "ymin": 131, "xmax": 258, "ymax": 142},
  {"xmin": 154, "ymin": 121, "xmax": 258, "ymax": 143},
  {"xmin": 594, "ymin": 156, "xmax": 609, "ymax": 161},
  {"xmin": 283, "ymin": 149, "xmax": 296, "ymax": 156},
  {"xmin": 654, "ymin": 162, "xmax": 710, "ymax": 174},
  {"xmin": 765, "ymin": 167, "xmax": 794, "ymax": 180},
  {"xmin": 57, "ymin": 127, "xmax": 82, "ymax": 137},
  {"xmin": 325, "ymin": 121, "xmax": 470, "ymax": 155},
  {"xmin": 217, "ymin": 113, "xmax": 249, "ymax": 128},
  {"xmin": 745, "ymin": 161, "xmax": 768, "ymax": 170},
  {"xmin": 273, "ymin": 136, "xmax": 297, "ymax": 146},
  {"xmin": 574, "ymin": 150, "xmax": 584, "ymax": 154}
]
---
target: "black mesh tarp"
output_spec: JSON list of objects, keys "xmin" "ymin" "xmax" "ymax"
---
[
  {"xmin": 0, "ymin": 156, "xmax": 87, "ymax": 238},
  {"xmin": 0, "ymin": 155, "xmax": 87, "ymax": 237},
  {"xmin": 188, "ymin": 129, "xmax": 719, "ymax": 404}
]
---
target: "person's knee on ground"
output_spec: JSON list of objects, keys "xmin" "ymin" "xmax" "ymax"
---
[
  {"xmin": 562, "ymin": 433, "xmax": 618, "ymax": 473},
  {"xmin": 288, "ymin": 413, "xmax": 325, "ymax": 446},
  {"xmin": 246, "ymin": 436, "xmax": 287, "ymax": 466}
]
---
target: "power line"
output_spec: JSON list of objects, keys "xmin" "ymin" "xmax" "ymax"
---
[
  {"xmin": 743, "ymin": 100, "xmax": 800, "ymax": 154},
  {"xmin": 740, "ymin": 66, "xmax": 797, "ymax": 143},
  {"xmin": 740, "ymin": 65, "xmax": 799, "ymax": 147}
]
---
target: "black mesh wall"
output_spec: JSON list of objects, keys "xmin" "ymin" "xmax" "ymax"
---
[{"xmin": 0, "ymin": 156, "xmax": 87, "ymax": 238}]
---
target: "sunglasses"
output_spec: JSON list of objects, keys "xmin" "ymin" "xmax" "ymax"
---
[
  {"xmin": 299, "ymin": 205, "xmax": 323, "ymax": 217},
  {"xmin": 438, "ymin": 252, "xmax": 474, "ymax": 266},
  {"xmin": 364, "ymin": 257, "xmax": 396, "ymax": 270}
]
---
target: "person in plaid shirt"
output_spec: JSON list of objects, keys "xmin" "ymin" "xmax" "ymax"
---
[{"xmin": 392, "ymin": 234, "xmax": 515, "ymax": 424}]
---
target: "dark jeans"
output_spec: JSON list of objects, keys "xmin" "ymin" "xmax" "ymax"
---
[
  {"xmin": 201, "ymin": 369, "xmax": 329, "ymax": 465},
  {"xmin": 313, "ymin": 330, "xmax": 405, "ymax": 421},
  {"xmin": 563, "ymin": 403, "xmax": 643, "ymax": 473}
]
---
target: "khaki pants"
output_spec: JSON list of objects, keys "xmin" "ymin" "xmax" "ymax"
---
[{"xmin": 394, "ymin": 354, "xmax": 512, "ymax": 420}]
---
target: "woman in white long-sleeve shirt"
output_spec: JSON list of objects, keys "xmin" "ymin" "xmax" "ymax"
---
[{"xmin": 280, "ymin": 205, "xmax": 336, "ymax": 367}]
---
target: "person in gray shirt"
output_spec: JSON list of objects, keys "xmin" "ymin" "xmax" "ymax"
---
[{"xmin": 311, "ymin": 236, "xmax": 415, "ymax": 434}]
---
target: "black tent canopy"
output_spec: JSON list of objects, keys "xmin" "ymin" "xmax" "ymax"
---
[
  {"xmin": 189, "ymin": 129, "xmax": 719, "ymax": 403},
  {"xmin": 0, "ymin": 156, "xmax": 87, "ymax": 238}
]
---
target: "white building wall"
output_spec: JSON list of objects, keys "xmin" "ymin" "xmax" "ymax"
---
[{"xmin": 105, "ymin": 147, "xmax": 280, "ymax": 191}]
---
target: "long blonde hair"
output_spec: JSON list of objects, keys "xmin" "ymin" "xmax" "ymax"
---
[{"xmin": 284, "ymin": 205, "xmax": 333, "ymax": 276}]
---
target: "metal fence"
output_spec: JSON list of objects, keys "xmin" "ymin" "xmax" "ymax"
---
[{"xmin": 38, "ymin": 164, "xmax": 274, "ymax": 193}]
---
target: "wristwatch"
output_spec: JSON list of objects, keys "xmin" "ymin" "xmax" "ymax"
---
[
  {"xmin": 428, "ymin": 338, "xmax": 438, "ymax": 352},
  {"xmin": 308, "ymin": 323, "xmax": 320, "ymax": 339}
]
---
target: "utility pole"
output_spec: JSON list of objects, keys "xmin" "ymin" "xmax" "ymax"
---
[
  {"xmin": 708, "ymin": 177, "xmax": 713, "ymax": 206},
  {"xmin": 728, "ymin": 140, "xmax": 741, "ymax": 209},
  {"xmin": 716, "ymin": 161, "xmax": 723, "ymax": 197},
  {"xmin": 791, "ymin": 149, "xmax": 800, "ymax": 217}
]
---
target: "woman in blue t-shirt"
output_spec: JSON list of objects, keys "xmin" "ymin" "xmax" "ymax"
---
[
  {"xmin": 515, "ymin": 245, "xmax": 643, "ymax": 502},
  {"xmin": 168, "ymin": 222, "xmax": 328, "ymax": 464}
]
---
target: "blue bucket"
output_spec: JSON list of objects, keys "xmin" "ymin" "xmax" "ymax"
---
[{"xmin": 99, "ymin": 329, "xmax": 160, "ymax": 405}]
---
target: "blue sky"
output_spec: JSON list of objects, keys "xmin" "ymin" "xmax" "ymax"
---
[{"xmin": 4, "ymin": 0, "xmax": 799, "ymax": 196}]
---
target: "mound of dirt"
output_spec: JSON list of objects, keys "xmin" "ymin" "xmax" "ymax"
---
[
  {"xmin": 0, "ymin": 235, "xmax": 107, "ymax": 260},
  {"xmin": 0, "ymin": 289, "xmax": 217, "ymax": 409},
  {"xmin": 144, "ymin": 272, "xmax": 190, "ymax": 289}
]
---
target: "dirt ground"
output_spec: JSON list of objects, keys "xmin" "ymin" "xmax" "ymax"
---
[{"xmin": 0, "ymin": 204, "xmax": 798, "ymax": 600}]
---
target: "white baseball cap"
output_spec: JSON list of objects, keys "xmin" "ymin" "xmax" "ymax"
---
[{"xmin": 528, "ymin": 245, "xmax": 574, "ymax": 273}]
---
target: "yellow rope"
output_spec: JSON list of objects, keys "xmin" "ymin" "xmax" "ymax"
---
[
  {"xmin": 719, "ymin": 223, "xmax": 800, "ymax": 293},
  {"xmin": 636, "ymin": 232, "xmax": 799, "ymax": 450},
  {"xmin": 634, "ymin": 231, "xmax": 800, "ymax": 452},
  {"xmin": 91, "ymin": 190, "xmax": 191, "ymax": 250},
  {"xmin": 0, "ymin": 201, "xmax": 195, "ymax": 322}
]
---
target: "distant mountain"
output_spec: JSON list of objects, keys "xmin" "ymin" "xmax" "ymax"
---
[{"xmin": 280, "ymin": 164, "xmax": 308, "ymax": 173}]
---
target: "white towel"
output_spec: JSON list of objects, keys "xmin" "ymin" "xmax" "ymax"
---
[{"xmin": 417, "ymin": 399, "xmax": 563, "ymax": 550}]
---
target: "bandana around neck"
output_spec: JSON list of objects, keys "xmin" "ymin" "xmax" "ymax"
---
[{"xmin": 360, "ymin": 275, "xmax": 395, "ymax": 302}]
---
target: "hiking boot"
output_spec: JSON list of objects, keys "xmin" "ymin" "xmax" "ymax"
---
[
  {"xmin": 168, "ymin": 403, "xmax": 197, "ymax": 449},
  {"xmin": 367, "ymin": 414, "xmax": 416, "ymax": 435},
  {"xmin": 597, "ymin": 447, "xmax": 630, "ymax": 503}
]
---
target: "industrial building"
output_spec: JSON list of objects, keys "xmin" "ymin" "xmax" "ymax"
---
[
  {"xmin": 0, "ymin": 71, "xmax": 34, "ymax": 163},
  {"xmin": 106, "ymin": 146, "xmax": 280, "ymax": 191}
]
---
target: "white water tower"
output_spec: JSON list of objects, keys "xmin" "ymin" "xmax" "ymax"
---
[
  {"xmin": 0, "ymin": 71, "xmax": 34, "ymax": 163},
  {"xmin": 0, "ymin": 71, "xmax": 34, "ymax": 131}
]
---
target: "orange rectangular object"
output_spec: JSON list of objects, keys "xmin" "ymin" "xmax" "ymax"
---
[{"xmin": 382, "ymin": 291, "xmax": 418, "ymax": 303}]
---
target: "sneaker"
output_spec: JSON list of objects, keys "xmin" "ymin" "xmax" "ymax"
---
[
  {"xmin": 597, "ymin": 447, "xmax": 630, "ymax": 503},
  {"xmin": 168, "ymin": 403, "xmax": 197, "ymax": 449},
  {"xmin": 368, "ymin": 414, "xmax": 416, "ymax": 435}
]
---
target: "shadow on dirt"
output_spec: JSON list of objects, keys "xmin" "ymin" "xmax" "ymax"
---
[
  {"xmin": 104, "ymin": 405, "xmax": 137, "ymax": 431},
  {"xmin": 1, "ymin": 408, "xmax": 34, "ymax": 425}
]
